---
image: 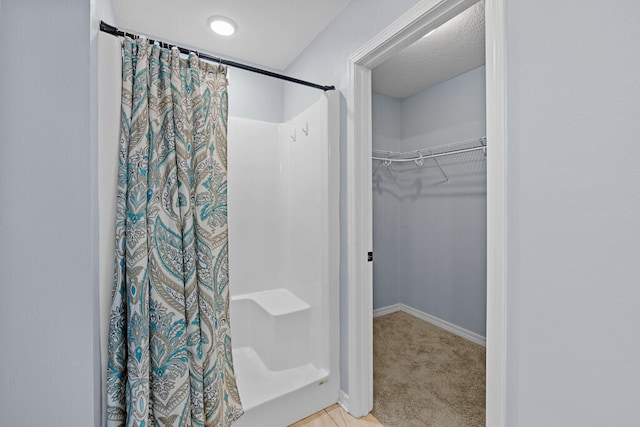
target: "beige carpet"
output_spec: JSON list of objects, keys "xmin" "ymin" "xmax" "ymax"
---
[{"xmin": 372, "ymin": 311, "xmax": 485, "ymax": 427}]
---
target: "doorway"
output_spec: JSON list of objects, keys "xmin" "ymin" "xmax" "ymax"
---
[
  {"xmin": 371, "ymin": 2, "xmax": 486, "ymax": 423},
  {"xmin": 345, "ymin": 0, "xmax": 506, "ymax": 425}
]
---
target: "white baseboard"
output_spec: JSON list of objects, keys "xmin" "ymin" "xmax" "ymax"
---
[
  {"xmin": 372, "ymin": 303, "xmax": 402, "ymax": 318},
  {"xmin": 338, "ymin": 390, "xmax": 350, "ymax": 412},
  {"xmin": 373, "ymin": 303, "xmax": 486, "ymax": 347}
]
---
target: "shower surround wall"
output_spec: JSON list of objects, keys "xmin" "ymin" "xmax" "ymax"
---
[
  {"xmin": 227, "ymin": 92, "xmax": 340, "ymax": 427},
  {"xmin": 372, "ymin": 66, "xmax": 487, "ymax": 338}
]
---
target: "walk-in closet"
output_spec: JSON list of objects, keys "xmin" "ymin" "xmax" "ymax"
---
[{"xmin": 370, "ymin": 1, "xmax": 487, "ymax": 425}]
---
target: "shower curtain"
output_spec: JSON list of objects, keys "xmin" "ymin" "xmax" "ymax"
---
[{"xmin": 106, "ymin": 37, "xmax": 243, "ymax": 427}]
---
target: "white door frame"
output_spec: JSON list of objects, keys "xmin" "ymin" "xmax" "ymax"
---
[{"xmin": 345, "ymin": 0, "xmax": 507, "ymax": 425}]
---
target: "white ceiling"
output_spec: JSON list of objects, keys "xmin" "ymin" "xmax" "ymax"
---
[
  {"xmin": 113, "ymin": 0, "xmax": 351, "ymax": 71},
  {"xmin": 372, "ymin": 1, "xmax": 485, "ymax": 99}
]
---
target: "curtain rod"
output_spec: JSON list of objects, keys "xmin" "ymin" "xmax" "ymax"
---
[{"xmin": 99, "ymin": 21, "xmax": 335, "ymax": 92}]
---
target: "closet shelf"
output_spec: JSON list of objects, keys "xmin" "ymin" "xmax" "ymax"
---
[
  {"xmin": 372, "ymin": 136, "xmax": 486, "ymax": 164},
  {"xmin": 372, "ymin": 136, "xmax": 486, "ymax": 182}
]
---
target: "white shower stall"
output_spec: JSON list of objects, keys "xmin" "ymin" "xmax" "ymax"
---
[
  {"xmin": 227, "ymin": 92, "xmax": 340, "ymax": 426},
  {"xmin": 97, "ymin": 33, "xmax": 340, "ymax": 426}
]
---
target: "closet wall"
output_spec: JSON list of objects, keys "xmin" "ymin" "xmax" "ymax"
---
[
  {"xmin": 373, "ymin": 65, "xmax": 487, "ymax": 337},
  {"xmin": 372, "ymin": 94, "xmax": 403, "ymax": 310}
]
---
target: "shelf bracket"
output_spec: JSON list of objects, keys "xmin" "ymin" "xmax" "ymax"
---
[{"xmin": 432, "ymin": 157, "xmax": 449, "ymax": 182}]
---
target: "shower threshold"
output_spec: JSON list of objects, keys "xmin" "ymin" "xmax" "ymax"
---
[{"xmin": 233, "ymin": 346, "xmax": 329, "ymax": 411}]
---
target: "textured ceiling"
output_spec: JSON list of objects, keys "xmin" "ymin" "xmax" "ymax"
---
[
  {"xmin": 372, "ymin": 1, "xmax": 485, "ymax": 99},
  {"xmin": 112, "ymin": 0, "xmax": 351, "ymax": 71}
]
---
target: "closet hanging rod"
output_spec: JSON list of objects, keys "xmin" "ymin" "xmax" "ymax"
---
[
  {"xmin": 99, "ymin": 21, "xmax": 336, "ymax": 92},
  {"xmin": 372, "ymin": 145, "xmax": 486, "ymax": 163}
]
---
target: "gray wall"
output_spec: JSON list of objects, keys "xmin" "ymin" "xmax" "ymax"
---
[
  {"xmin": 0, "ymin": 1, "xmax": 98, "ymax": 425},
  {"xmin": 372, "ymin": 66, "xmax": 486, "ymax": 337},
  {"xmin": 402, "ymin": 66, "xmax": 486, "ymax": 336},
  {"xmin": 401, "ymin": 66, "xmax": 486, "ymax": 151},
  {"xmin": 228, "ymin": 67, "xmax": 284, "ymax": 123},
  {"xmin": 372, "ymin": 93, "xmax": 403, "ymax": 310},
  {"xmin": 504, "ymin": 1, "xmax": 640, "ymax": 425},
  {"xmin": 284, "ymin": 0, "xmax": 422, "ymax": 393}
]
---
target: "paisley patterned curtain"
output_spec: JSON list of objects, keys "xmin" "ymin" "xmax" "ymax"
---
[{"xmin": 106, "ymin": 37, "xmax": 243, "ymax": 427}]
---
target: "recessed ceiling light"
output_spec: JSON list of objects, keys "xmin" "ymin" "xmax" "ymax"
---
[{"xmin": 209, "ymin": 16, "xmax": 236, "ymax": 36}]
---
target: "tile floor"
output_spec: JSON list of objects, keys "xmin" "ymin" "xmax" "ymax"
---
[{"xmin": 289, "ymin": 404, "xmax": 383, "ymax": 427}]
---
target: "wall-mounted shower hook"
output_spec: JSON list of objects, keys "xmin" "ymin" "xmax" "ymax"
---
[
  {"xmin": 302, "ymin": 121, "xmax": 309, "ymax": 136},
  {"xmin": 291, "ymin": 128, "xmax": 296, "ymax": 142}
]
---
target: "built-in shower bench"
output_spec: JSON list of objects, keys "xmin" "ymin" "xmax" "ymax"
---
[
  {"xmin": 231, "ymin": 288, "xmax": 310, "ymax": 316},
  {"xmin": 230, "ymin": 288, "xmax": 328, "ymax": 413}
]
